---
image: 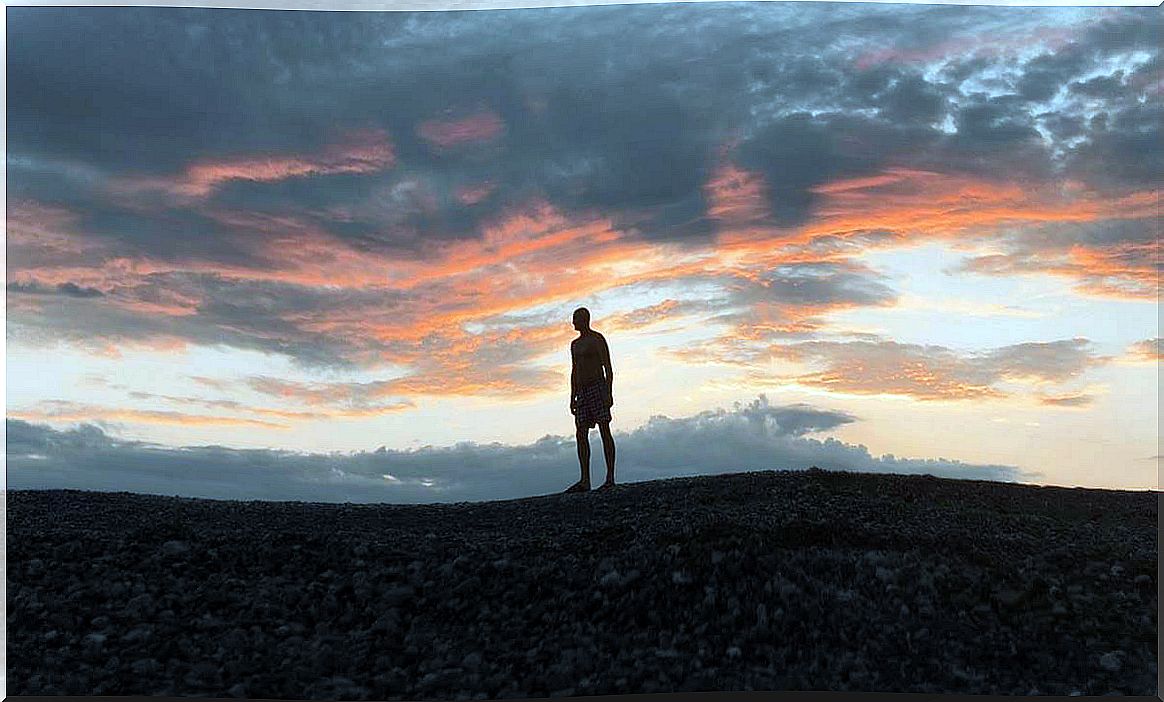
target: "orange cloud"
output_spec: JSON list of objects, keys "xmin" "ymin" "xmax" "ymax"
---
[
  {"xmin": 714, "ymin": 168, "xmax": 1157, "ymax": 299},
  {"xmin": 266, "ymin": 201, "xmax": 677, "ymax": 352},
  {"xmin": 117, "ymin": 128, "xmax": 395, "ymax": 199},
  {"xmin": 113, "ymin": 286, "xmax": 203, "ymax": 316},
  {"xmin": 810, "ymin": 169, "xmax": 936, "ymax": 194},
  {"xmin": 792, "ymin": 367, "xmax": 1006, "ymax": 401},
  {"xmin": 6, "ymin": 200, "xmax": 89, "ymax": 254},
  {"xmin": 190, "ymin": 376, "xmax": 233, "ymax": 391},
  {"xmin": 959, "ymin": 231, "xmax": 1159, "ymax": 301},
  {"xmin": 8, "ymin": 206, "xmax": 413, "ymax": 298},
  {"xmin": 13, "ymin": 170, "xmax": 942, "ymax": 367},
  {"xmin": 16, "ymin": 163, "xmax": 1152, "ymax": 357},
  {"xmin": 669, "ymin": 337, "xmax": 1105, "ymax": 404},
  {"xmin": 11, "ymin": 155, "xmax": 1154, "ymax": 413},
  {"xmin": 1124, "ymin": 338, "xmax": 1162, "ymax": 363},
  {"xmin": 123, "ymin": 390, "xmax": 414, "ymax": 420},
  {"xmin": 0, "ymin": 198, "xmax": 682, "ymax": 391},
  {"xmin": 7, "ymin": 267, "xmax": 205, "ymax": 317},
  {"xmin": 1039, "ymin": 393, "xmax": 1095, "ymax": 407},
  {"xmin": 704, "ymin": 163, "xmax": 771, "ymax": 226},
  {"xmin": 247, "ymin": 320, "xmax": 574, "ymax": 404},
  {"xmin": 603, "ymin": 299, "xmax": 689, "ymax": 332},
  {"xmin": 9, "ymin": 401, "xmax": 289, "ymax": 429}
]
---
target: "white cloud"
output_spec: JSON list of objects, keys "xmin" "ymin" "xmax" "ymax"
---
[{"xmin": 7, "ymin": 395, "xmax": 1037, "ymax": 504}]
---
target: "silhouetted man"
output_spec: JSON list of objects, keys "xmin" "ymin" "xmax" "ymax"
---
[{"xmin": 564, "ymin": 307, "xmax": 616, "ymax": 493}]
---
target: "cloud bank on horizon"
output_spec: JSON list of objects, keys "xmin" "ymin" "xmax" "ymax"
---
[
  {"xmin": 5, "ymin": 396, "xmax": 1039, "ymax": 504},
  {"xmin": 5, "ymin": 3, "xmax": 1160, "ymax": 494}
]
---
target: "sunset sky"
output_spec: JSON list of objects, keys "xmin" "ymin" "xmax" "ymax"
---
[{"xmin": 6, "ymin": 3, "xmax": 1160, "ymax": 502}]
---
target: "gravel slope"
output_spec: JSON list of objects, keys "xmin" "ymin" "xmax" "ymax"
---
[{"xmin": 7, "ymin": 468, "xmax": 1158, "ymax": 698}]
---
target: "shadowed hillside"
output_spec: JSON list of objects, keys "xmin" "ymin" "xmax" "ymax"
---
[{"xmin": 7, "ymin": 468, "xmax": 1158, "ymax": 698}]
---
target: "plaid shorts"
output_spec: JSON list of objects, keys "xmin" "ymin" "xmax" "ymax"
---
[{"xmin": 573, "ymin": 378, "xmax": 612, "ymax": 429}]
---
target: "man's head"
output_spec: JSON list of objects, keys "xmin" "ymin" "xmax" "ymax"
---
[{"xmin": 572, "ymin": 307, "xmax": 591, "ymax": 331}]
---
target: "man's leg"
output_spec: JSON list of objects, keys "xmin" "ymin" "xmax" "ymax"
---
[
  {"xmin": 564, "ymin": 423, "xmax": 591, "ymax": 492},
  {"xmin": 597, "ymin": 421, "xmax": 616, "ymax": 487}
]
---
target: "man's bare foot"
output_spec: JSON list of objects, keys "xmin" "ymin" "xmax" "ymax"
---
[
  {"xmin": 563, "ymin": 480, "xmax": 591, "ymax": 493},
  {"xmin": 596, "ymin": 480, "xmax": 616, "ymax": 491}
]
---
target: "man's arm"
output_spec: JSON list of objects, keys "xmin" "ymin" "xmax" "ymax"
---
[
  {"xmin": 599, "ymin": 335, "xmax": 613, "ymax": 402},
  {"xmin": 569, "ymin": 342, "xmax": 578, "ymax": 409}
]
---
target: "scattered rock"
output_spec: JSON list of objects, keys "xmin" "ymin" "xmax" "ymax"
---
[
  {"xmin": 130, "ymin": 659, "xmax": 160, "ymax": 675},
  {"xmin": 1099, "ymin": 651, "xmax": 1124, "ymax": 673},
  {"xmin": 599, "ymin": 570, "xmax": 621, "ymax": 587},
  {"xmin": 993, "ymin": 589, "xmax": 1026, "ymax": 609},
  {"xmin": 383, "ymin": 586, "xmax": 416, "ymax": 606},
  {"xmin": 159, "ymin": 540, "xmax": 190, "ymax": 558},
  {"xmin": 6, "ymin": 471, "xmax": 1157, "ymax": 698},
  {"xmin": 461, "ymin": 652, "xmax": 483, "ymax": 670}
]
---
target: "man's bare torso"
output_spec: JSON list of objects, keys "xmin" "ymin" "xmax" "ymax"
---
[{"xmin": 571, "ymin": 331, "xmax": 606, "ymax": 387}]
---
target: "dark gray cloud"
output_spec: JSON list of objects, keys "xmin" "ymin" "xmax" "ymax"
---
[
  {"xmin": 706, "ymin": 261, "xmax": 899, "ymax": 331},
  {"xmin": 1063, "ymin": 100, "xmax": 1163, "ymax": 190},
  {"xmin": 8, "ymin": 4, "xmax": 753, "ymax": 251},
  {"xmin": 6, "ymin": 4, "xmax": 1159, "ymax": 370},
  {"xmin": 6, "ymin": 8, "xmax": 386, "ymax": 174},
  {"xmin": 935, "ymin": 94, "xmax": 1054, "ymax": 179},
  {"xmin": 1037, "ymin": 112, "xmax": 1086, "ymax": 142},
  {"xmin": 1079, "ymin": 10, "xmax": 1160, "ymax": 56},
  {"xmin": 1002, "ymin": 217, "xmax": 1155, "ymax": 251},
  {"xmin": 644, "ymin": 261, "xmax": 900, "ymax": 351},
  {"xmin": 953, "ymin": 97, "xmax": 1044, "ymax": 146},
  {"xmin": 6, "ymin": 281, "xmax": 105, "ymax": 298},
  {"xmin": 877, "ymin": 73, "xmax": 952, "ymax": 125},
  {"xmin": 735, "ymin": 112, "xmax": 885, "ymax": 228},
  {"xmin": 1016, "ymin": 46, "xmax": 1094, "ymax": 103},
  {"xmin": 750, "ymin": 262, "xmax": 897, "ymax": 309},
  {"xmin": 976, "ymin": 338, "xmax": 1103, "ymax": 383},
  {"xmin": 5, "ymin": 395, "xmax": 1037, "ymax": 503},
  {"xmin": 1069, "ymin": 72, "xmax": 1129, "ymax": 101},
  {"xmin": 8, "ymin": 5, "xmax": 1158, "ymax": 263}
]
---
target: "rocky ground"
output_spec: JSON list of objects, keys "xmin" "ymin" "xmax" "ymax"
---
[{"xmin": 6, "ymin": 468, "xmax": 1159, "ymax": 699}]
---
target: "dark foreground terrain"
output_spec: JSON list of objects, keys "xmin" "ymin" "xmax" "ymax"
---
[{"xmin": 7, "ymin": 469, "xmax": 1159, "ymax": 698}]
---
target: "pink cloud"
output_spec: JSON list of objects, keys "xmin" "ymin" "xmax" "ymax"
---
[
  {"xmin": 417, "ymin": 111, "xmax": 505, "ymax": 149},
  {"xmin": 115, "ymin": 128, "xmax": 395, "ymax": 200},
  {"xmin": 704, "ymin": 163, "xmax": 771, "ymax": 226},
  {"xmin": 854, "ymin": 23, "xmax": 1083, "ymax": 71},
  {"xmin": 456, "ymin": 182, "xmax": 497, "ymax": 205}
]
